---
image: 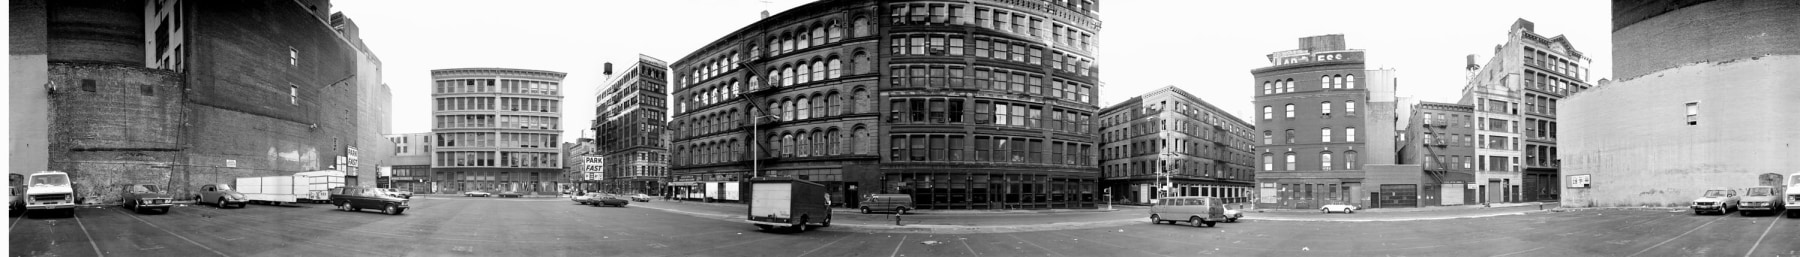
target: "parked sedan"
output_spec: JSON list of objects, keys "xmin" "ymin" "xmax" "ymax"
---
[
  {"xmin": 191, "ymin": 183, "xmax": 248, "ymax": 208},
  {"xmin": 583, "ymin": 194, "xmax": 629, "ymax": 207},
  {"xmin": 464, "ymin": 191, "xmax": 492, "ymax": 197},
  {"xmin": 379, "ymin": 188, "xmax": 412, "ymax": 199},
  {"xmin": 498, "ymin": 191, "xmax": 524, "ymax": 198},
  {"xmin": 630, "ymin": 194, "xmax": 653, "ymax": 202},
  {"xmin": 571, "ymin": 191, "xmax": 594, "ymax": 204},
  {"xmin": 330, "ymin": 186, "xmax": 409, "ymax": 215},
  {"xmin": 1321, "ymin": 203, "xmax": 1358, "ymax": 214},
  {"xmin": 118, "ymin": 184, "xmax": 173, "ymax": 214},
  {"xmin": 1223, "ymin": 208, "xmax": 1244, "ymax": 222}
]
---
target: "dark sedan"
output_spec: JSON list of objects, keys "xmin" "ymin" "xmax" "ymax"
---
[
  {"xmin": 498, "ymin": 191, "xmax": 524, "ymax": 198},
  {"xmin": 581, "ymin": 194, "xmax": 629, "ymax": 207},
  {"xmin": 118, "ymin": 184, "xmax": 173, "ymax": 214},
  {"xmin": 329, "ymin": 186, "xmax": 409, "ymax": 215}
]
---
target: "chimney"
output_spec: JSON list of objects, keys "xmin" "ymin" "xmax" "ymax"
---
[{"xmin": 761, "ymin": 10, "xmax": 771, "ymax": 19}]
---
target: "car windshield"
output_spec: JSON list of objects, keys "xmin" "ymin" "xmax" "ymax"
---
[
  {"xmin": 1703, "ymin": 190, "xmax": 1728, "ymax": 197},
  {"xmin": 1746, "ymin": 188, "xmax": 1772, "ymax": 196},
  {"xmin": 134, "ymin": 185, "xmax": 163, "ymax": 193},
  {"xmin": 30, "ymin": 175, "xmax": 69, "ymax": 187}
]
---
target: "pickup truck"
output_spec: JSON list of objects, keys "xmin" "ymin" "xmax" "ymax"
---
[
  {"xmin": 747, "ymin": 177, "xmax": 831, "ymax": 232},
  {"xmin": 13, "ymin": 171, "xmax": 78, "ymax": 216}
]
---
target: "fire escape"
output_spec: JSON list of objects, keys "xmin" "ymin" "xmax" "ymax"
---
[{"xmin": 1420, "ymin": 118, "xmax": 1456, "ymax": 184}]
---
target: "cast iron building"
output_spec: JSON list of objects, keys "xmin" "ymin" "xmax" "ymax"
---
[
  {"xmin": 668, "ymin": 0, "xmax": 1103, "ymax": 209},
  {"xmin": 1560, "ymin": 0, "xmax": 1799, "ymax": 207},
  {"xmin": 1460, "ymin": 19, "xmax": 1592, "ymax": 203},
  {"xmin": 594, "ymin": 55, "xmax": 671, "ymax": 195},
  {"xmin": 1397, "ymin": 101, "xmax": 1477, "ymax": 206},
  {"xmin": 429, "ymin": 68, "xmax": 567, "ymax": 194},
  {"xmin": 1250, "ymin": 35, "xmax": 1391, "ymax": 209},
  {"xmin": 1097, "ymin": 86, "xmax": 1256, "ymax": 205},
  {"xmin": 9, "ymin": 0, "xmax": 388, "ymax": 201}
]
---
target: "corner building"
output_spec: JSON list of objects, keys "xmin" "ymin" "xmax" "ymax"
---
[
  {"xmin": 594, "ymin": 56, "xmax": 671, "ymax": 195},
  {"xmin": 669, "ymin": 0, "xmax": 1102, "ymax": 209},
  {"xmin": 429, "ymin": 68, "xmax": 567, "ymax": 194},
  {"xmin": 1097, "ymin": 86, "xmax": 1257, "ymax": 205},
  {"xmin": 1249, "ymin": 35, "xmax": 1380, "ymax": 209}
]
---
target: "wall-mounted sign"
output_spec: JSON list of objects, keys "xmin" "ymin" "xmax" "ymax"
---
[
  {"xmin": 1568, "ymin": 174, "xmax": 1591, "ymax": 188},
  {"xmin": 225, "ymin": 159, "xmax": 237, "ymax": 168}
]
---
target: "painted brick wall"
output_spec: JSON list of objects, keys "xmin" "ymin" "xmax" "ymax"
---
[
  {"xmin": 1611, "ymin": 0, "xmax": 1800, "ymax": 79},
  {"xmin": 1558, "ymin": 56, "xmax": 1800, "ymax": 207},
  {"xmin": 45, "ymin": 63, "xmax": 185, "ymax": 203}
]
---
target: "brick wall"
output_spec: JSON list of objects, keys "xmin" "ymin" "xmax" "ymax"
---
[
  {"xmin": 44, "ymin": 0, "xmax": 143, "ymax": 66},
  {"xmin": 1611, "ymin": 0, "xmax": 1800, "ymax": 79},
  {"xmin": 45, "ymin": 63, "xmax": 185, "ymax": 203}
]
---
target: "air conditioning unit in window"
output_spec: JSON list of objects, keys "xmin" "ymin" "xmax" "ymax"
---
[{"xmin": 928, "ymin": 46, "xmax": 947, "ymax": 56}]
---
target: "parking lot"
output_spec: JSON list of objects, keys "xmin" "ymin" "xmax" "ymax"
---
[{"xmin": 10, "ymin": 197, "xmax": 1798, "ymax": 256}]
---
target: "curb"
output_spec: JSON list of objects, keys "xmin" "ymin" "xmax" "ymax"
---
[
  {"xmin": 629, "ymin": 204, "xmax": 1146, "ymax": 234},
  {"xmin": 1240, "ymin": 210, "xmax": 1548, "ymax": 222}
]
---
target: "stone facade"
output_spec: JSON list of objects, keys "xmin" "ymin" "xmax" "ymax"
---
[{"xmin": 1096, "ymin": 86, "xmax": 1256, "ymax": 205}]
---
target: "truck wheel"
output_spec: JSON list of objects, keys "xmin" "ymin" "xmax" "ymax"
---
[
  {"xmin": 1190, "ymin": 217, "xmax": 1203, "ymax": 227},
  {"xmin": 756, "ymin": 224, "xmax": 773, "ymax": 230},
  {"xmin": 1150, "ymin": 214, "xmax": 1161, "ymax": 224},
  {"xmin": 821, "ymin": 216, "xmax": 831, "ymax": 227}
]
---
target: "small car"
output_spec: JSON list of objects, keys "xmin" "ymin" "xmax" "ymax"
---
[
  {"xmin": 571, "ymin": 191, "xmax": 594, "ymax": 204},
  {"xmin": 192, "ymin": 183, "xmax": 248, "ymax": 208},
  {"xmin": 1691, "ymin": 188, "xmax": 1740, "ymax": 215},
  {"xmin": 630, "ymin": 194, "xmax": 652, "ymax": 202},
  {"xmin": 1321, "ymin": 203, "xmax": 1358, "ymax": 214},
  {"xmin": 118, "ymin": 184, "xmax": 174, "ymax": 214},
  {"xmin": 1223, "ymin": 208, "xmax": 1244, "ymax": 222},
  {"xmin": 498, "ymin": 191, "xmax": 523, "ymax": 198},
  {"xmin": 583, "ymin": 194, "xmax": 629, "ymax": 207},
  {"xmin": 464, "ymin": 191, "xmax": 491, "ymax": 197},
  {"xmin": 330, "ymin": 186, "xmax": 409, "ymax": 215},
  {"xmin": 1737, "ymin": 186, "xmax": 1784, "ymax": 216}
]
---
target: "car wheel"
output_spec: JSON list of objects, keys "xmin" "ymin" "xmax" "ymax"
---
[
  {"xmin": 1348, "ymin": 209, "xmax": 1355, "ymax": 214},
  {"xmin": 797, "ymin": 217, "xmax": 810, "ymax": 232},
  {"xmin": 1150, "ymin": 214, "xmax": 1161, "ymax": 224},
  {"xmin": 1189, "ymin": 217, "xmax": 1203, "ymax": 227},
  {"xmin": 384, "ymin": 205, "xmax": 398, "ymax": 215},
  {"xmin": 860, "ymin": 207, "xmax": 870, "ymax": 214},
  {"xmin": 218, "ymin": 198, "xmax": 229, "ymax": 209}
]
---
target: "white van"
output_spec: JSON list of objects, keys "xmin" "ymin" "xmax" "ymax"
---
[{"xmin": 1149, "ymin": 196, "xmax": 1226, "ymax": 227}]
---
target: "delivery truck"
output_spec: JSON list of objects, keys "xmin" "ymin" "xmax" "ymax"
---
[
  {"xmin": 294, "ymin": 170, "xmax": 347, "ymax": 203},
  {"xmin": 747, "ymin": 177, "xmax": 832, "ymax": 232},
  {"xmin": 235, "ymin": 175, "xmax": 306, "ymax": 205}
]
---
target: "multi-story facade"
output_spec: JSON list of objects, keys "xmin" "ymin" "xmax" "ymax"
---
[
  {"xmin": 1397, "ymin": 102, "xmax": 1477, "ymax": 206},
  {"xmin": 1460, "ymin": 19, "xmax": 1591, "ymax": 203},
  {"xmin": 561, "ymin": 138, "xmax": 596, "ymax": 192},
  {"xmin": 668, "ymin": 0, "xmax": 1103, "ymax": 209},
  {"xmin": 384, "ymin": 133, "xmax": 433, "ymax": 193},
  {"xmin": 429, "ymin": 68, "xmax": 567, "ymax": 194},
  {"xmin": 1562, "ymin": 0, "xmax": 1799, "ymax": 207},
  {"xmin": 594, "ymin": 55, "xmax": 671, "ymax": 195},
  {"xmin": 1250, "ymin": 34, "xmax": 1384, "ymax": 209},
  {"xmin": 1097, "ymin": 86, "xmax": 1256, "ymax": 205},
  {"xmin": 9, "ymin": 1, "xmax": 388, "ymax": 201}
]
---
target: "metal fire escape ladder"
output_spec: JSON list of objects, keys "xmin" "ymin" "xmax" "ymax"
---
[
  {"xmin": 738, "ymin": 62, "xmax": 783, "ymax": 163},
  {"xmin": 1420, "ymin": 120, "xmax": 1454, "ymax": 184}
]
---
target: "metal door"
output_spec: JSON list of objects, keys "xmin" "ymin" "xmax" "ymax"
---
[{"xmin": 1378, "ymin": 184, "xmax": 1418, "ymax": 208}]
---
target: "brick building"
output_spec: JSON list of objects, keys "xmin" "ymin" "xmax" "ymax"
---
[
  {"xmin": 1250, "ymin": 35, "xmax": 1405, "ymax": 209},
  {"xmin": 594, "ymin": 56, "xmax": 672, "ymax": 195},
  {"xmin": 668, "ymin": 0, "xmax": 1103, "ymax": 209},
  {"xmin": 384, "ymin": 133, "xmax": 432, "ymax": 193},
  {"xmin": 1560, "ymin": 0, "xmax": 1799, "ymax": 207},
  {"xmin": 1397, "ymin": 101, "xmax": 1477, "ymax": 206},
  {"xmin": 560, "ymin": 138, "xmax": 596, "ymax": 192},
  {"xmin": 428, "ymin": 68, "xmax": 567, "ymax": 194},
  {"xmin": 1097, "ymin": 86, "xmax": 1256, "ymax": 205},
  {"xmin": 1459, "ymin": 19, "xmax": 1593, "ymax": 203},
  {"xmin": 8, "ymin": 0, "xmax": 388, "ymax": 202}
]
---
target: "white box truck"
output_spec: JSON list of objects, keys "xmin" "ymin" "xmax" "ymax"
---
[
  {"xmin": 235, "ymin": 175, "xmax": 305, "ymax": 205},
  {"xmin": 747, "ymin": 177, "xmax": 832, "ymax": 232},
  {"xmin": 294, "ymin": 170, "xmax": 347, "ymax": 203}
]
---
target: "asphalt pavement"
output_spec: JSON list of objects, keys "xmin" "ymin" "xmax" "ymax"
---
[{"xmin": 9, "ymin": 197, "xmax": 1798, "ymax": 256}]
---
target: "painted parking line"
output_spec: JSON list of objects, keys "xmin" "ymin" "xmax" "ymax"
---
[
  {"xmin": 1626, "ymin": 215, "xmax": 1726, "ymax": 257},
  {"xmin": 112, "ymin": 207, "xmax": 229, "ymax": 257},
  {"xmin": 1744, "ymin": 215, "xmax": 1781, "ymax": 257},
  {"xmin": 1004, "ymin": 233, "xmax": 1067, "ymax": 257},
  {"xmin": 1045, "ymin": 230, "xmax": 1172, "ymax": 257},
  {"xmin": 74, "ymin": 210, "xmax": 106, "ymax": 257},
  {"xmin": 1489, "ymin": 246, "xmax": 1544, "ymax": 257},
  {"xmin": 795, "ymin": 234, "xmax": 851, "ymax": 257},
  {"xmin": 889, "ymin": 234, "xmax": 908, "ymax": 257},
  {"xmin": 11, "ymin": 211, "xmax": 24, "ymax": 231}
]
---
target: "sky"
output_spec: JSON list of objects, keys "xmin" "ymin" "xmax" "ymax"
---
[{"xmin": 332, "ymin": 0, "xmax": 1612, "ymax": 143}]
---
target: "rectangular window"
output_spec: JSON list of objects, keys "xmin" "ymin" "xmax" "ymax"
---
[
  {"xmin": 289, "ymin": 47, "xmax": 298, "ymax": 66},
  {"xmin": 948, "ymin": 100, "xmax": 964, "ymax": 123},
  {"xmin": 929, "ymin": 99, "xmax": 947, "ymax": 123},
  {"xmin": 949, "ymin": 36, "xmax": 965, "ymax": 56},
  {"xmin": 910, "ymin": 99, "xmax": 927, "ymax": 123},
  {"xmin": 974, "ymin": 100, "xmax": 993, "ymax": 124},
  {"xmin": 289, "ymin": 85, "xmax": 298, "ymax": 105},
  {"xmin": 912, "ymin": 66, "xmax": 929, "ymax": 88},
  {"xmin": 1011, "ymin": 104, "xmax": 1027, "ymax": 126},
  {"xmin": 948, "ymin": 66, "xmax": 966, "ymax": 88},
  {"xmin": 1027, "ymin": 106, "xmax": 1043, "ymax": 128},
  {"xmin": 1685, "ymin": 102, "xmax": 1699, "ymax": 125},
  {"xmin": 949, "ymin": 135, "xmax": 965, "ymax": 161},
  {"xmin": 974, "ymin": 38, "xmax": 991, "ymax": 58},
  {"xmin": 974, "ymin": 136, "xmax": 991, "ymax": 161},
  {"xmin": 928, "ymin": 65, "xmax": 946, "ymax": 87},
  {"xmin": 994, "ymin": 102, "xmax": 1009, "ymax": 125}
]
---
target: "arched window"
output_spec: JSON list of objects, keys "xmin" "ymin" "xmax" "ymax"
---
[
  {"xmin": 797, "ymin": 64, "xmax": 812, "ymax": 84},
  {"xmin": 791, "ymin": 97, "xmax": 805, "ymax": 120},
  {"xmin": 795, "ymin": 27, "xmax": 810, "ymax": 49},
  {"xmin": 768, "ymin": 38, "xmax": 781, "ymax": 55},
  {"xmin": 1263, "ymin": 130, "xmax": 1272, "ymax": 144},
  {"xmin": 797, "ymin": 132, "xmax": 811, "ymax": 157},
  {"xmin": 826, "ymin": 129, "xmax": 840, "ymax": 155},
  {"xmin": 810, "ymin": 94, "xmax": 825, "ymax": 118},
  {"xmin": 1284, "ymin": 79, "xmax": 1294, "ymax": 92},
  {"xmin": 1320, "ymin": 75, "xmax": 1331, "ymax": 89},
  {"xmin": 1345, "ymin": 151, "xmax": 1359, "ymax": 169},
  {"xmin": 771, "ymin": 102, "xmax": 784, "ymax": 121},
  {"xmin": 1285, "ymin": 129, "xmax": 1295, "ymax": 144},
  {"xmin": 827, "ymin": 57, "xmax": 842, "ymax": 79},
  {"xmin": 785, "ymin": 65, "xmax": 798, "ymax": 86},
  {"xmin": 812, "ymin": 24, "xmax": 826, "ymax": 46},
  {"xmin": 783, "ymin": 133, "xmax": 797, "ymax": 157},
  {"xmin": 826, "ymin": 92, "xmax": 841, "ymax": 116},
  {"xmin": 1261, "ymin": 153, "xmax": 1273, "ymax": 171},
  {"xmin": 827, "ymin": 20, "xmax": 844, "ymax": 42},
  {"xmin": 1321, "ymin": 127, "xmax": 1332, "ymax": 142},
  {"xmin": 856, "ymin": 126, "xmax": 874, "ymax": 154},
  {"xmin": 812, "ymin": 130, "xmax": 826, "ymax": 156},
  {"xmin": 1346, "ymin": 74, "xmax": 1357, "ymax": 88},
  {"xmin": 1263, "ymin": 106, "xmax": 1273, "ymax": 120},
  {"xmin": 768, "ymin": 135, "xmax": 781, "ymax": 158},
  {"xmin": 852, "ymin": 17, "xmax": 870, "ymax": 37},
  {"xmin": 853, "ymin": 88, "xmax": 871, "ymax": 113},
  {"xmin": 1346, "ymin": 127, "xmax": 1357, "ymax": 142},
  {"xmin": 1284, "ymin": 152, "xmax": 1296, "ymax": 171},
  {"xmin": 1284, "ymin": 104, "xmax": 1295, "ymax": 118},
  {"xmin": 767, "ymin": 68, "xmax": 780, "ymax": 87},
  {"xmin": 853, "ymin": 51, "xmax": 872, "ymax": 74},
  {"xmin": 810, "ymin": 60, "xmax": 824, "ymax": 82},
  {"xmin": 1333, "ymin": 75, "xmax": 1344, "ymax": 88},
  {"xmin": 1320, "ymin": 151, "xmax": 1333, "ymax": 171}
]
